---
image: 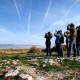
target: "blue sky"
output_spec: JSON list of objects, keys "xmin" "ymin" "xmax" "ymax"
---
[{"xmin": 0, "ymin": 0, "xmax": 80, "ymax": 46}]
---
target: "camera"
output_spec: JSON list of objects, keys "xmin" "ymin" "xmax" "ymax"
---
[
  {"xmin": 78, "ymin": 26, "xmax": 80, "ymax": 29},
  {"xmin": 76, "ymin": 25, "xmax": 80, "ymax": 30},
  {"xmin": 67, "ymin": 24, "xmax": 70, "ymax": 30},
  {"xmin": 65, "ymin": 31, "xmax": 69, "ymax": 34},
  {"xmin": 67, "ymin": 23, "xmax": 75, "ymax": 30},
  {"xmin": 45, "ymin": 31, "xmax": 52, "ymax": 39}
]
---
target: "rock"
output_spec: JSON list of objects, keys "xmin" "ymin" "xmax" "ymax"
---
[
  {"xmin": 7, "ymin": 61, "xmax": 10, "ymax": 64},
  {"xmin": 36, "ymin": 76, "xmax": 45, "ymax": 80},
  {"xmin": 48, "ymin": 59, "xmax": 53, "ymax": 65},
  {"xmin": 12, "ymin": 60, "xmax": 18, "ymax": 65},
  {"xmin": 44, "ymin": 59, "xmax": 49, "ymax": 63},
  {"xmin": 16, "ymin": 66, "xmax": 23, "ymax": 70},
  {"xmin": 5, "ymin": 69, "xmax": 19, "ymax": 77},
  {"xmin": 42, "ymin": 64, "xmax": 46, "ymax": 67},
  {"xmin": 49, "ymin": 59, "xmax": 60, "ymax": 66},
  {"xmin": 2, "ymin": 60, "xmax": 7, "ymax": 62},
  {"xmin": 19, "ymin": 74, "xmax": 33, "ymax": 80}
]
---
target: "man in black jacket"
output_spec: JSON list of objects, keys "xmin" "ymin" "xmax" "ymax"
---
[
  {"xmin": 76, "ymin": 26, "xmax": 80, "ymax": 56},
  {"xmin": 45, "ymin": 31, "xmax": 52, "ymax": 57}
]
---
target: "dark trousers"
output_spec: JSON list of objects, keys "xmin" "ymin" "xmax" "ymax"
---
[
  {"xmin": 46, "ymin": 43, "xmax": 51, "ymax": 56},
  {"xmin": 76, "ymin": 41, "xmax": 80, "ymax": 56},
  {"xmin": 56, "ymin": 43, "xmax": 63, "ymax": 57},
  {"xmin": 66, "ymin": 42, "xmax": 69, "ymax": 56}
]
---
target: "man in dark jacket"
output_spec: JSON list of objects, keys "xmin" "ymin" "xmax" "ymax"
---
[
  {"xmin": 76, "ymin": 26, "xmax": 80, "ymax": 56},
  {"xmin": 45, "ymin": 31, "xmax": 52, "ymax": 57}
]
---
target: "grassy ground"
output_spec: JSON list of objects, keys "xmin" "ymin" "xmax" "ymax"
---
[
  {"xmin": 0, "ymin": 50, "xmax": 80, "ymax": 80},
  {"xmin": 0, "ymin": 51, "xmax": 79, "ymax": 71}
]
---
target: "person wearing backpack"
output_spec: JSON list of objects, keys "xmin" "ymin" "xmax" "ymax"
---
[
  {"xmin": 54, "ymin": 30, "xmax": 63, "ymax": 57},
  {"xmin": 67, "ymin": 23, "xmax": 77, "ymax": 59},
  {"xmin": 59, "ymin": 30, "xmax": 64, "ymax": 57},
  {"xmin": 64, "ymin": 31, "xmax": 70, "ymax": 55},
  {"xmin": 76, "ymin": 26, "xmax": 80, "ymax": 56},
  {"xmin": 45, "ymin": 31, "xmax": 52, "ymax": 57}
]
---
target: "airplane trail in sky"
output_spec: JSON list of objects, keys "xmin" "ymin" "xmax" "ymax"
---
[
  {"xmin": 35, "ymin": 0, "xmax": 79, "ymax": 36},
  {"xmin": 27, "ymin": 0, "xmax": 32, "ymax": 34},
  {"xmin": 40, "ymin": 0, "xmax": 52, "ymax": 30},
  {"xmin": 43, "ymin": 0, "xmax": 52, "ymax": 23},
  {"xmin": 62, "ymin": 1, "xmax": 78, "ymax": 19},
  {"xmin": 35, "ymin": 0, "xmax": 52, "ymax": 36},
  {"xmin": 0, "ymin": 24, "xmax": 14, "ymax": 33},
  {"xmin": 14, "ymin": 0, "xmax": 22, "ymax": 23}
]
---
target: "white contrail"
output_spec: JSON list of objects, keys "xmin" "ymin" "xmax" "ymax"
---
[
  {"xmin": 27, "ymin": 12, "xmax": 31, "ymax": 34},
  {"xmin": 35, "ymin": 0, "xmax": 79, "ymax": 36},
  {"xmin": 27, "ymin": 0, "xmax": 32, "ymax": 34},
  {"xmin": 0, "ymin": 25, "xmax": 14, "ymax": 33},
  {"xmin": 43, "ymin": 0, "xmax": 52, "ymax": 23},
  {"xmin": 39, "ymin": 0, "xmax": 52, "ymax": 31},
  {"xmin": 51, "ymin": 0, "xmax": 78, "ymax": 27},
  {"xmin": 14, "ymin": 0, "xmax": 22, "ymax": 23},
  {"xmin": 62, "ymin": 1, "xmax": 78, "ymax": 19}
]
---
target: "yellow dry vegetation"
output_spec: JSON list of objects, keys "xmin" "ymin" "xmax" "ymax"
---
[{"xmin": 0, "ymin": 49, "xmax": 29, "ymax": 54}]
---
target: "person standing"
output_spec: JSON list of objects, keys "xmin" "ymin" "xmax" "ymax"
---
[
  {"xmin": 64, "ymin": 31, "xmax": 70, "ymax": 54},
  {"xmin": 54, "ymin": 30, "xmax": 61, "ymax": 57},
  {"xmin": 45, "ymin": 31, "xmax": 52, "ymax": 57},
  {"xmin": 59, "ymin": 30, "xmax": 64, "ymax": 57},
  {"xmin": 67, "ymin": 23, "xmax": 77, "ymax": 59},
  {"xmin": 76, "ymin": 26, "xmax": 80, "ymax": 57}
]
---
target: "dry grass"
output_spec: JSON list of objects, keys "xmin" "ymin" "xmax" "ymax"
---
[
  {"xmin": 0, "ymin": 46, "xmax": 43, "ymax": 55},
  {"xmin": 0, "ymin": 45, "xmax": 67, "ymax": 55},
  {"xmin": 28, "ymin": 46, "xmax": 42, "ymax": 53},
  {"xmin": 0, "ymin": 49, "xmax": 29, "ymax": 55}
]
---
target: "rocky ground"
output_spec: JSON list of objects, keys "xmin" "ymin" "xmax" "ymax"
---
[{"xmin": 0, "ymin": 56, "xmax": 80, "ymax": 80}]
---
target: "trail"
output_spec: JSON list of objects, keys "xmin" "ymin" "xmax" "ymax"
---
[
  {"xmin": 35, "ymin": 0, "xmax": 79, "ymax": 36},
  {"xmin": 43, "ymin": 0, "xmax": 52, "ymax": 23},
  {"xmin": 14, "ymin": 0, "xmax": 22, "ymax": 23},
  {"xmin": 27, "ymin": 0, "xmax": 32, "ymax": 34}
]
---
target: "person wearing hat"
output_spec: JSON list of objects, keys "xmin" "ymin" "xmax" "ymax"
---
[
  {"xmin": 67, "ymin": 23, "xmax": 77, "ymax": 59},
  {"xmin": 76, "ymin": 26, "xmax": 80, "ymax": 56}
]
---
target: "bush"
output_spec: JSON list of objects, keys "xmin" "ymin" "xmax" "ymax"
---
[
  {"xmin": 28, "ymin": 46, "xmax": 42, "ymax": 53},
  {"xmin": 63, "ymin": 45, "xmax": 67, "ymax": 51},
  {"xmin": 51, "ymin": 46, "xmax": 56, "ymax": 52}
]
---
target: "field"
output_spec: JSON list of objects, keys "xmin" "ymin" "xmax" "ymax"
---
[{"xmin": 0, "ymin": 48, "xmax": 80, "ymax": 80}]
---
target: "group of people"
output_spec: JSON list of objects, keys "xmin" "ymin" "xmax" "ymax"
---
[{"xmin": 45, "ymin": 23, "xmax": 80, "ymax": 59}]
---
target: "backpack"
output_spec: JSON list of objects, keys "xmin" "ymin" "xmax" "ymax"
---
[
  {"xmin": 77, "ymin": 29, "xmax": 80, "ymax": 40},
  {"xmin": 77, "ymin": 29, "xmax": 80, "ymax": 36},
  {"xmin": 59, "ymin": 36, "xmax": 64, "ymax": 44}
]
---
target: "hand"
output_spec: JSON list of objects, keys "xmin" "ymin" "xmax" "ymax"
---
[{"xmin": 55, "ymin": 30, "xmax": 57, "ymax": 33}]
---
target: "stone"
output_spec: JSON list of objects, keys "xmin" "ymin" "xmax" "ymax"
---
[
  {"xmin": 19, "ymin": 74, "xmax": 33, "ymax": 80},
  {"xmin": 12, "ymin": 60, "xmax": 18, "ymax": 65},
  {"xmin": 5, "ymin": 70, "xmax": 19, "ymax": 77}
]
